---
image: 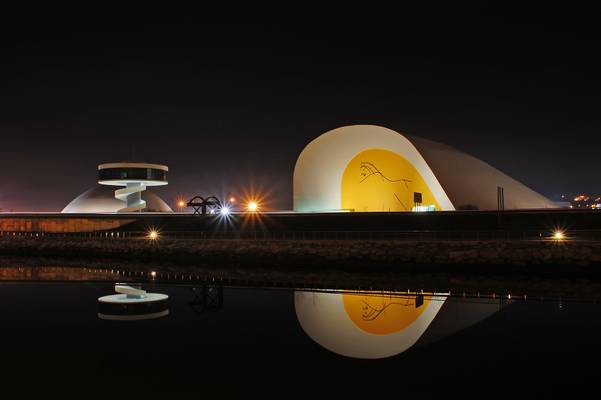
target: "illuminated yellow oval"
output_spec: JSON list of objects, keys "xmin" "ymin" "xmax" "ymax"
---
[
  {"xmin": 341, "ymin": 148, "xmax": 440, "ymax": 212},
  {"xmin": 343, "ymin": 292, "xmax": 431, "ymax": 335}
]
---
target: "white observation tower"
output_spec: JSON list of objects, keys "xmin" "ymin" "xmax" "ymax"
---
[{"xmin": 98, "ymin": 162, "xmax": 169, "ymax": 212}]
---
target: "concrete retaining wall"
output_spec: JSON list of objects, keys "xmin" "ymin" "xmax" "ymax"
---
[{"xmin": 0, "ymin": 218, "xmax": 135, "ymax": 233}]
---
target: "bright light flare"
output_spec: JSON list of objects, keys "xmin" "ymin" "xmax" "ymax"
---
[
  {"xmin": 552, "ymin": 230, "xmax": 565, "ymax": 241},
  {"xmin": 176, "ymin": 197, "xmax": 187, "ymax": 210},
  {"xmin": 247, "ymin": 201, "xmax": 258, "ymax": 212},
  {"xmin": 147, "ymin": 230, "xmax": 159, "ymax": 240},
  {"xmin": 229, "ymin": 197, "xmax": 236, "ymax": 203},
  {"xmin": 220, "ymin": 206, "xmax": 231, "ymax": 216}
]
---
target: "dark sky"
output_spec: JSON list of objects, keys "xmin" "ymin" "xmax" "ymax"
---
[{"xmin": 1, "ymin": 5, "xmax": 599, "ymax": 211}]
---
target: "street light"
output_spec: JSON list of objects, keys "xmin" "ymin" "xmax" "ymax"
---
[
  {"xmin": 247, "ymin": 201, "xmax": 258, "ymax": 212},
  {"xmin": 176, "ymin": 197, "xmax": 186, "ymax": 211}
]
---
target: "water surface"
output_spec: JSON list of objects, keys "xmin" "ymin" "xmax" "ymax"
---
[{"xmin": 0, "ymin": 272, "xmax": 599, "ymax": 397}]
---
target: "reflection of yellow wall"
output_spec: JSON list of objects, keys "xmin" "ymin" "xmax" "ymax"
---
[
  {"xmin": 341, "ymin": 148, "xmax": 440, "ymax": 212},
  {"xmin": 343, "ymin": 292, "xmax": 431, "ymax": 335}
]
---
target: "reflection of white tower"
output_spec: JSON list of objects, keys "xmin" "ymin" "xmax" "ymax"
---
[{"xmin": 98, "ymin": 162, "xmax": 168, "ymax": 212}]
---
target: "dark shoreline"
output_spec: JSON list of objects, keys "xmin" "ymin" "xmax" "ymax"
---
[
  {"xmin": 2, "ymin": 236, "xmax": 601, "ymax": 271},
  {"xmin": 1, "ymin": 236, "xmax": 601, "ymax": 299}
]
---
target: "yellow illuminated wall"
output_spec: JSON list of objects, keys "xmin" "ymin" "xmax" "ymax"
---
[
  {"xmin": 343, "ymin": 292, "xmax": 431, "ymax": 335},
  {"xmin": 341, "ymin": 148, "xmax": 440, "ymax": 212}
]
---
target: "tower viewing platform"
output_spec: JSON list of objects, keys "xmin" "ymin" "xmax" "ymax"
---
[{"xmin": 98, "ymin": 162, "xmax": 169, "ymax": 212}]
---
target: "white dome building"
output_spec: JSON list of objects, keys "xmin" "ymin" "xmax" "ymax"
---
[
  {"xmin": 62, "ymin": 186, "xmax": 172, "ymax": 213},
  {"xmin": 294, "ymin": 125, "xmax": 558, "ymax": 212}
]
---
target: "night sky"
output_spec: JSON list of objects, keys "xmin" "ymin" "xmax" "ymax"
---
[{"xmin": 1, "ymin": 5, "xmax": 599, "ymax": 211}]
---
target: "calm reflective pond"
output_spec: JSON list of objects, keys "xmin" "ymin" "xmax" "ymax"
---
[{"xmin": 1, "ymin": 266, "xmax": 600, "ymax": 397}]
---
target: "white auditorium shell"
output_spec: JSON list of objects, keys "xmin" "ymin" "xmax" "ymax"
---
[
  {"xmin": 293, "ymin": 125, "xmax": 557, "ymax": 212},
  {"xmin": 62, "ymin": 186, "xmax": 173, "ymax": 213}
]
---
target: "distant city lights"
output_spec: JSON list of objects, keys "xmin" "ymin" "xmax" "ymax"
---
[{"xmin": 570, "ymin": 194, "xmax": 601, "ymax": 209}]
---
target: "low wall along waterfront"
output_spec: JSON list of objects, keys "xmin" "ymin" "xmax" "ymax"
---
[{"xmin": 0, "ymin": 217, "xmax": 135, "ymax": 233}]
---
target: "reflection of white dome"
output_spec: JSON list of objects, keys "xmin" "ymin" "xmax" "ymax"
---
[
  {"xmin": 294, "ymin": 291, "xmax": 503, "ymax": 360},
  {"xmin": 62, "ymin": 186, "xmax": 173, "ymax": 213},
  {"xmin": 294, "ymin": 291, "xmax": 447, "ymax": 359}
]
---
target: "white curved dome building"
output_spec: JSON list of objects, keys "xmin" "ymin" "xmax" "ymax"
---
[
  {"xmin": 294, "ymin": 125, "xmax": 558, "ymax": 212},
  {"xmin": 62, "ymin": 186, "xmax": 172, "ymax": 213}
]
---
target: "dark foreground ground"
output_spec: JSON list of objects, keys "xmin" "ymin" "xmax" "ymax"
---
[{"xmin": 2, "ymin": 236, "xmax": 601, "ymax": 268}]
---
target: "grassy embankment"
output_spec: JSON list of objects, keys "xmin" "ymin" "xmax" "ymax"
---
[{"xmin": 1, "ymin": 236, "xmax": 600, "ymax": 273}]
